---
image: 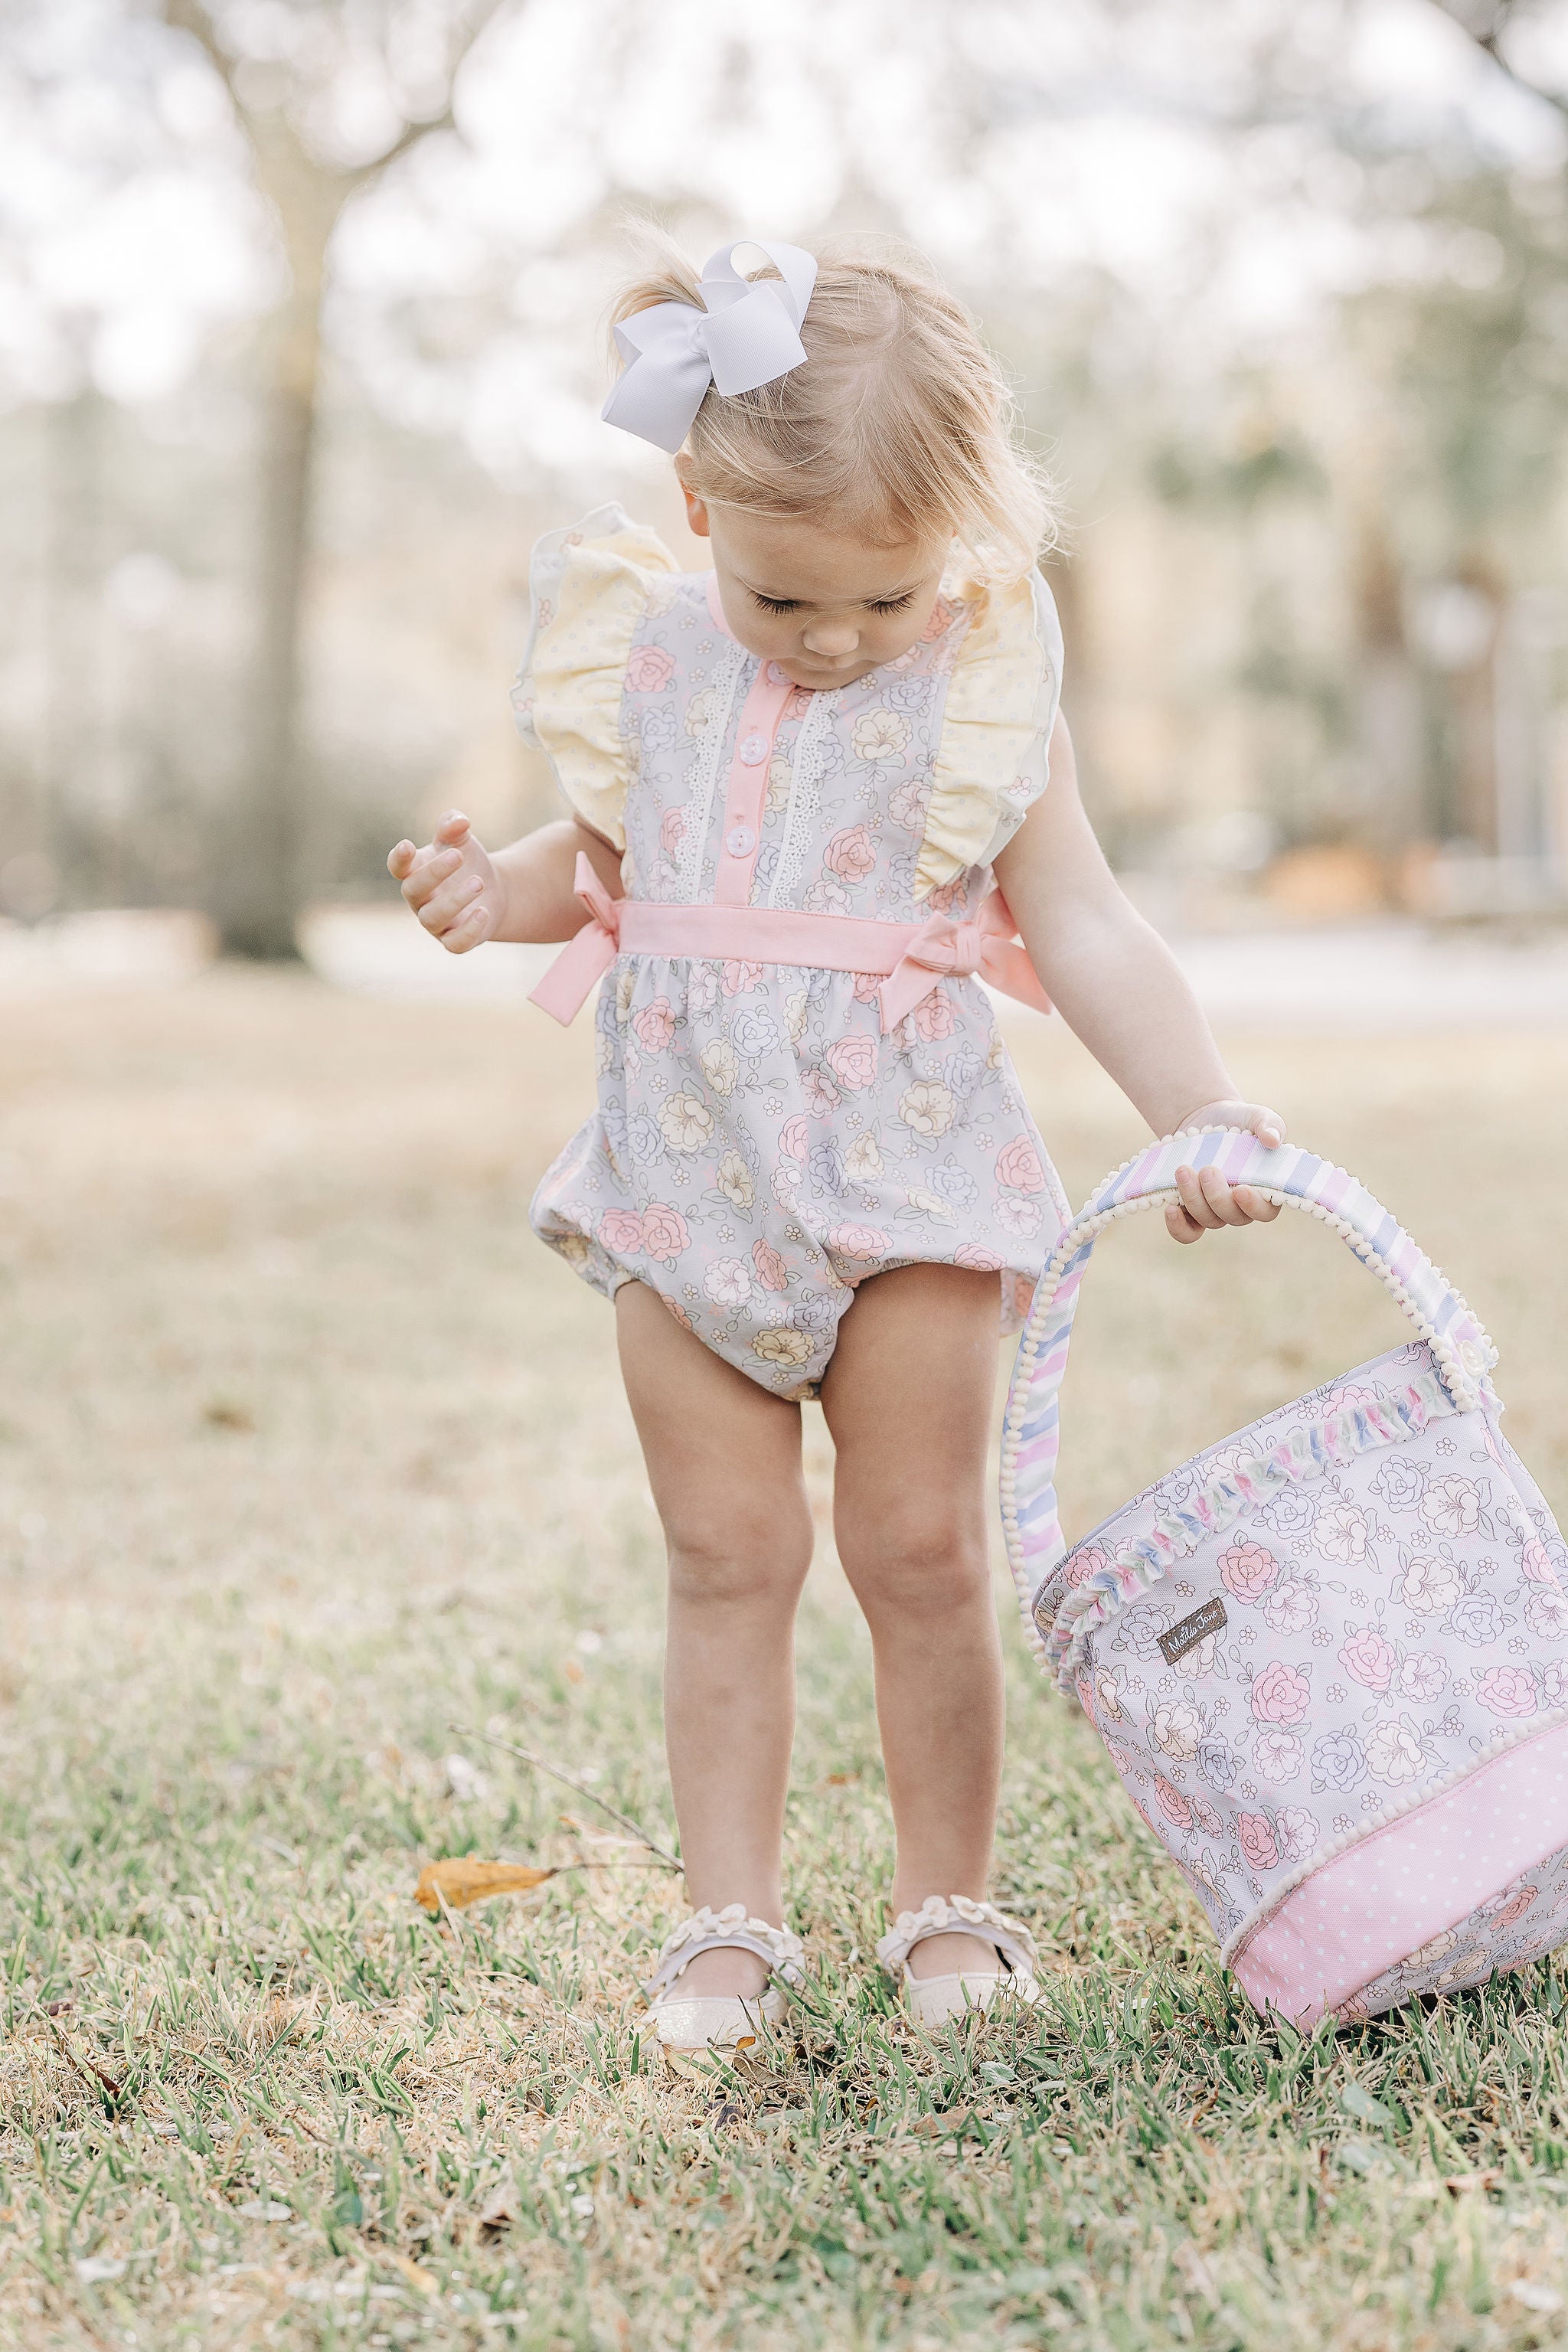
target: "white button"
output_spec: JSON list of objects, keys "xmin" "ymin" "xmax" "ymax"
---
[
  {"xmin": 725, "ymin": 824, "xmax": 756, "ymax": 858},
  {"xmin": 766, "ymin": 662, "xmax": 791, "ymax": 686},
  {"xmin": 739, "ymin": 731, "xmax": 769, "ymax": 766}
]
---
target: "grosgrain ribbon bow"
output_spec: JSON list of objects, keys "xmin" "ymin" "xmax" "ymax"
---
[
  {"xmin": 601, "ymin": 240, "xmax": 818, "ymax": 454},
  {"xmin": 526, "ymin": 854, "xmax": 625, "ymax": 1024},
  {"xmin": 879, "ymin": 890, "xmax": 1052, "ymax": 1034}
]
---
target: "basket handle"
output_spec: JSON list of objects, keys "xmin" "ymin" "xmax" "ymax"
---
[{"xmin": 998, "ymin": 1128, "xmax": 1496, "ymax": 1656}]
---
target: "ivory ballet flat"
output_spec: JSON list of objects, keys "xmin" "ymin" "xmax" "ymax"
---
[
  {"xmin": 876, "ymin": 1894, "xmax": 1042, "ymax": 2027},
  {"xmin": 644, "ymin": 1904, "xmax": 806, "ymax": 2053}
]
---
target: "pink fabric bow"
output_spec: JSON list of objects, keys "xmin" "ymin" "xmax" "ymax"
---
[
  {"xmin": 527, "ymin": 853, "xmax": 624, "ymax": 1024},
  {"xmin": 878, "ymin": 889, "xmax": 1052, "ymax": 1033}
]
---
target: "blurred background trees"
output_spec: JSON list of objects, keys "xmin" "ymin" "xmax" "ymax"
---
[{"xmin": 0, "ymin": 0, "xmax": 1565, "ymax": 949}]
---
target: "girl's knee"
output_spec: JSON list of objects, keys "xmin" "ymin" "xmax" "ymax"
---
[
  {"xmin": 838, "ymin": 1512, "xmax": 991, "ymax": 1620},
  {"xmin": 665, "ymin": 1511, "xmax": 814, "ymax": 1609}
]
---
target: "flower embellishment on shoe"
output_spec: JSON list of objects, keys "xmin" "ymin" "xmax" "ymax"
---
[
  {"xmin": 644, "ymin": 1904, "xmax": 807, "ymax": 2053},
  {"xmin": 876, "ymin": 1894, "xmax": 1042, "ymax": 2027}
]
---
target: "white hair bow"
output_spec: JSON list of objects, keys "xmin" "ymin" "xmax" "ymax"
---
[{"xmin": 601, "ymin": 239, "xmax": 818, "ymax": 454}]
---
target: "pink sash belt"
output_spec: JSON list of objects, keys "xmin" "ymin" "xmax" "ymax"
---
[{"xmin": 529, "ymin": 854, "xmax": 1051, "ymax": 1035}]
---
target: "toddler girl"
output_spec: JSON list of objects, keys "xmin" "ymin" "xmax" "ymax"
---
[{"xmin": 389, "ymin": 234, "xmax": 1283, "ymax": 2047}]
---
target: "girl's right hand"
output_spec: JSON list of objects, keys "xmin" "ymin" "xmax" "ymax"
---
[{"xmin": 387, "ymin": 810, "xmax": 504, "ymax": 953}]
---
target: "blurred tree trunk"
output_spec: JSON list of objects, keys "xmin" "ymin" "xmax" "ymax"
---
[
  {"xmin": 162, "ymin": 2, "xmax": 505, "ymax": 957},
  {"xmin": 1349, "ymin": 508, "xmax": 1424, "ymax": 856}
]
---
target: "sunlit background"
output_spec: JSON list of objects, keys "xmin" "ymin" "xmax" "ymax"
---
[{"xmin": 2, "ymin": 0, "xmax": 1566, "ymax": 978}]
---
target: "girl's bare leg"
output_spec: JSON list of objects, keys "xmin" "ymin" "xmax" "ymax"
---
[
  {"xmin": 820, "ymin": 1263, "xmax": 1008, "ymax": 1981},
  {"xmin": 616, "ymin": 1280, "xmax": 815, "ymax": 1998}
]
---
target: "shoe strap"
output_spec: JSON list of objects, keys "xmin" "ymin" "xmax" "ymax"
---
[
  {"xmin": 875, "ymin": 1895, "xmax": 1037, "ymax": 1978},
  {"xmin": 645, "ymin": 1904, "xmax": 806, "ymax": 1998}
]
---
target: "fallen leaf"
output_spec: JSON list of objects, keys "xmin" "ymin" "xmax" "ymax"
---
[
  {"xmin": 562, "ymin": 1658, "xmax": 586, "ymax": 1684},
  {"xmin": 413, "ymin": 1858, "xmax": 554, "ymax": 1913},
  {"xmin": 237, "ymin": 2199, "xmax": 292, "ymax": 2221},
  {"xmin": 1444, "ymin": 2169, "xmax": 1504, "ymax": 2197},
  {"xmin": 1511, "ymin": 2282, "xmax": 1565, "ymax": 2314},
  {"xmin": 388, "ymin": 2252, "xmax": 438, "ymax": 2297},
  {"xmin": 1340, "ymin": 2082, "xmax": 1396, "ymax": 2129}
]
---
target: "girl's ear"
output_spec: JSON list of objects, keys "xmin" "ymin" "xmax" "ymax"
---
[{"xmin": 675, "ymin": 459, "xmax": 710, "ymax": 539}]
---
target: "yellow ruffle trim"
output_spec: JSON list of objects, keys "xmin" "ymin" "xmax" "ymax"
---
[
  {"xmin": 530, "ymin": 520, "xmax": 681, "ymax": 851},
  {"xmin": 916, "ymin": 571, "xmax": 1058, "ymax": 898}
]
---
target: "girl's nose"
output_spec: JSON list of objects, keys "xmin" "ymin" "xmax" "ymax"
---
[{"xmin": 801, "ymin": 616, "xmax": 860, "ymax": 658}]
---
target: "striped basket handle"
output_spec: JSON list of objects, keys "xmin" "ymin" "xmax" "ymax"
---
[{"xmin": 998, "ymin": 1128, "xmax": 1498, "ymax": 1661}]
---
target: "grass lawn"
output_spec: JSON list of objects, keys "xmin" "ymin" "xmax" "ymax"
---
[{"xmin": 2, "ymin": 970, "xmax": 1567, "ymax": 2350}]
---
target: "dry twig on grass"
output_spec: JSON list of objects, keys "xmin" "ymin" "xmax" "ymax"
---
[{"xmin": 450, "ymin": 1723, "xmax": 682, "ymax": 1870}]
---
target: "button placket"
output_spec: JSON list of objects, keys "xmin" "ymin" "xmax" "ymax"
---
[{"xmin": 712, "ymin": 663, "xmax": 799, "ymax": 910}]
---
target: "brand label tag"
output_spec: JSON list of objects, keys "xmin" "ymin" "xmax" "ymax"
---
[{"xmin": 1158, "ymin": 1595, "xmax": 1228, "ymax": 1664}]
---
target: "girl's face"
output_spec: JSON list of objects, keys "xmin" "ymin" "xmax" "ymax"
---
[{"xmin": 680, "ymin": 481, "xmax": 948, "ymax": 691}]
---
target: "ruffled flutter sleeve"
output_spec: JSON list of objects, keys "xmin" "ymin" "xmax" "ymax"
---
[
  {"xmin": 916, "ymin": 569, "xmax": 1064, "ymax": 897},
  {"xmin": 510, "ymin": 503, "xmax": 680, "ymax": 851}
]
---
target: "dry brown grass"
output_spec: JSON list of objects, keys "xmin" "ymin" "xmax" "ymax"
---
[{"xmin": 2, "ymin": 972, "xmax": 1567, "ymax": 2349}]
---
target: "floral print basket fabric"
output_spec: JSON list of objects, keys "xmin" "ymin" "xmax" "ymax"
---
[
  {"xmin": 1000, "ymin": 1128, "xmax": 1568, "ymax": 2028},
  {"xmin": 513, "ymin": 506, "xmax": 1068, "ymax": 1398}
]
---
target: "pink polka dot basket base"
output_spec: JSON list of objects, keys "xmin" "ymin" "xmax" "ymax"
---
[{"xmin": 1000, "ymin": 1129, "xmax": 1568, "ymax": 2029}]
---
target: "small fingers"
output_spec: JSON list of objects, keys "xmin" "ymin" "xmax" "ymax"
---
[
  {"xmin": 387, "ymin": 838, "xmax": 416, "ymax": 880},
  {"xmin": 434, "ymin": 808, "xmax": 473, "ymax": 847},
  {"xmin": 417, "ymin": 874, "xmax": 487, "ymax": 936},
  {"xmin": 1173, "ymin": 1164, "xmax": 1224, "ymax": 1232},
  {"xmin": 439, "ymin": 899, "xmax": 492, "ymax": 955},
  {"xmin": 400, "ymin": 847, "xmax": 466, "ymax": 913},
  {"xmin": 1168, "ymin": 1167, "xmax": 1282, "ymax": 1243},
  {"xmin": 1197, "ymin": 1164, "xmax": 1253, "ymax": 1228}
]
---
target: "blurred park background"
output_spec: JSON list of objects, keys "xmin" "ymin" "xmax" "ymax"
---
[{"xmin": 2, "ymin": 0, "xmax": 1568, "ymax": 971}]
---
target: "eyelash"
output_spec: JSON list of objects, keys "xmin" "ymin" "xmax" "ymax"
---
[{"xmin": 751, "ymin": 592, "xmax": 916, "ymax": 618}]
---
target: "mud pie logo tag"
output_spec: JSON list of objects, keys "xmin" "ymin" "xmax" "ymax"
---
[{"xmin": 1158, "ymin": 1596, "xmax": 1227, "ymax": 1664}]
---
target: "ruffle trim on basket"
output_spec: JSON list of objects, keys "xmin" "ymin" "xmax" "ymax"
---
[
  {"xmin": 643, "ymin": 1904, "xmax": 807, "ymax": 2000},
  {"xmin": 874, "ymin": 1894, "xmax": 1037, "ymax": 1977},
  {"xmin": 1219, "ymin": 1698, "xmax": 1568, "ymax": 1970},
  {"xmin": 1043, "ymin": 1367, "xmax": 1463, "ymax": 1691}
]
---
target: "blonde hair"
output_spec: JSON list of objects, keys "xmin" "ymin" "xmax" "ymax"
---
[{"xmin": 608, "ymin": 227, "xmax": 1057, "ymax": 585}]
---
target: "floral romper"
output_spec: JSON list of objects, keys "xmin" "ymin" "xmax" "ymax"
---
[{"xmin": 514, "ymin": 503, "xmax": 1070, "ymax": 1401}]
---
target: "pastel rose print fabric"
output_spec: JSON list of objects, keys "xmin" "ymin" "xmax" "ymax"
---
[
  {"xmin": 1342, "ymin": 1844, "xmax": 1568, "ymax": 2021},
  {"xmin": 525, "ymin": 537, "xmax": 1067, "ymax": 1398},
  {"xmin": 1066, "ymin": 1338, "xmax": 1568, "ymax": 2016}
]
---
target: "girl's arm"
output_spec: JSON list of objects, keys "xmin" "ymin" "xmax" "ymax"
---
[
  {"xmin": 387, "ymin": 811, "xmax": 622, "ymax": 949},
  {"xmin": 993, "ymin": 715, "xmax": 1285, "ymax": 1245}
]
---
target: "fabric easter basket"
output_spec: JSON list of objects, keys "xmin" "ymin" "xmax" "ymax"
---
[{"xmin": 1000, "ymin": 1128, "xmax": 1568, "ymax": 2027}]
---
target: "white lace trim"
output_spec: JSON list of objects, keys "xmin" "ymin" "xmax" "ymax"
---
[
  {"xmin": 875, "ymin": 1894, "xmax": 1037, "ymax": 1978},
  {"xmin": 766, "ymin": 688, "xmax": 834, "ymax": 910},
  {"xmin": 677, "ymin": 642, "xmax": 746, "ymax": 903},
  {"xmin": 644, "ymin": 1903, "xmax": 807, "ymax": 1999}
]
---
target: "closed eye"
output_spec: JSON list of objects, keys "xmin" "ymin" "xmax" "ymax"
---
[{"xmin": 750, "ymin": 590, "xmax": 917, "ymax": 617}]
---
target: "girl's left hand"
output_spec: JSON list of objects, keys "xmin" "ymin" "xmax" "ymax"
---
[{"xmin": 1166, "ymin": 1101, "xmax": 1287, "ymax": 1246}]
